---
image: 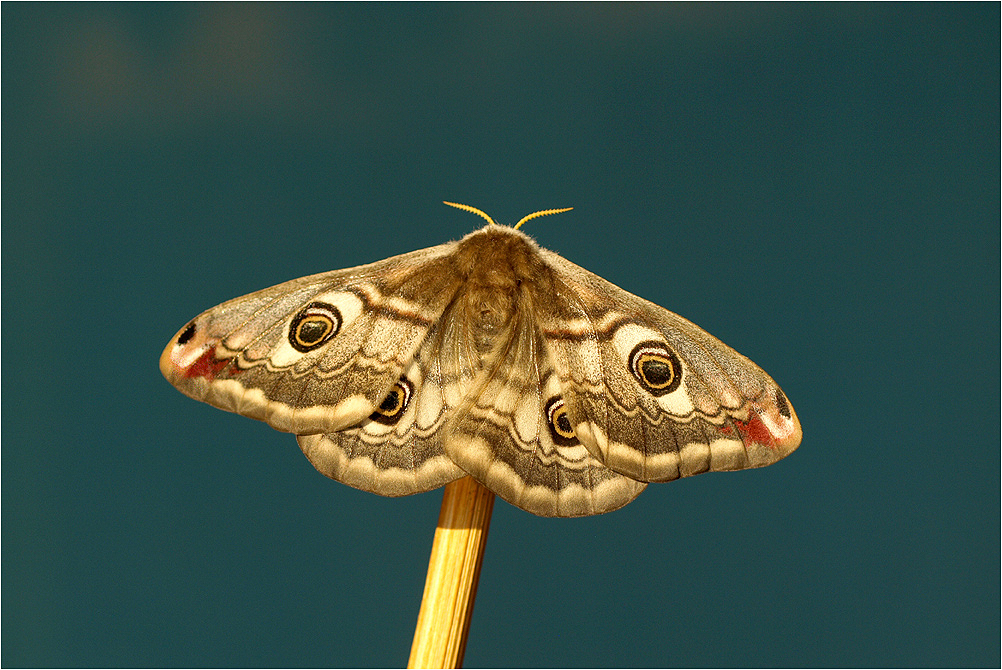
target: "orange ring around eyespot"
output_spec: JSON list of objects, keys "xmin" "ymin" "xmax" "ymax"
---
[
  {"xmin": 628, "ymin": 341, "xmax": 682, "ymax": 396},
  {"xmin": 545, "ymin": 397, "xmax": 577, "ymax": 445},
  {"xmin": 288, "ymin": 302, "xmax": 342, "ymax": 352},
  {"xmin": 369, "ymin": 377, "xmax": 413, "ymax": 425}
]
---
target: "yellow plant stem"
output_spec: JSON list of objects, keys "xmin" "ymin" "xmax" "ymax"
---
[{"xmin": 408, "ymin": 476, "xmax": 495, "ymax": 669}]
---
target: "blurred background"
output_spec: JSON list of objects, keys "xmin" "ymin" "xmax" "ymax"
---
[{"xmin": 4, "ymin": 4, "xmax": 997, "ymax": 667}]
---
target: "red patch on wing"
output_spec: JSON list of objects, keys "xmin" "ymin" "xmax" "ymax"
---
[
  {"xmin": 183, "ymin": 346, "xmax": 234, "ymax": 380},
  {"xmin": 733, "ymin": 410, "xmax": 777, "ymax": 448}
]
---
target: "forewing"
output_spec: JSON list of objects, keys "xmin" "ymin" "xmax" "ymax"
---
[
  {"xmin": 160, "ymin": 243, "xmax": 464, "ymax": 435},
  {"xmin": 536, "ymin": 249, "xmax": 802, "ymax": 483}
]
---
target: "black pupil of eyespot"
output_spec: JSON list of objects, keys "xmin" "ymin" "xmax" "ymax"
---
[
  {"xmin": 298, "ymin": 319, "xmax": 329, "ymax": 344},
  {"xmin": 555, "ymin": 411, "xmax": 572, "ymax": 434},
  {"xmin": 642, "ymin": 358, "xmax": 672, "ymax": 387},
  {"xmin": 379, "ymin": 389, "xmax": 400, "ymax": 413}
]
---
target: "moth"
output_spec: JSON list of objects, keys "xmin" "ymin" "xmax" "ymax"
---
[{"xmin": 160, "ymin": 203, "xmax": 801, "ymax": 517}]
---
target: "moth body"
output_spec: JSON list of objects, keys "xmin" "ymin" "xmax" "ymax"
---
[{"xmin": 453, "ymin": 227, "xmax": 541, "ymax": 353}]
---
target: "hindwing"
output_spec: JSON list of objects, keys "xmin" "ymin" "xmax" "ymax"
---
[{"xmin": 443, "ymin": 298, "xmax": 646, "ymax": 517}]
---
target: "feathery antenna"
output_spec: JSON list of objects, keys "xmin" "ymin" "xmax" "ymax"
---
[
  {"xmin": 513, "ymin": 207, "xmax": 573, "ymax": 230},
  {"xmin": 442, "ymin": 201, "xmax": 497, "ymax": 226},
  {"xmin": 443, "ymin": 201, "xmax": 573, "ymax": 230}
]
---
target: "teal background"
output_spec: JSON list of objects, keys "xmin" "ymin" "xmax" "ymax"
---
[{"xmin": 4, "ymin": 4, "xmax": 998, "ymax": 667}]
